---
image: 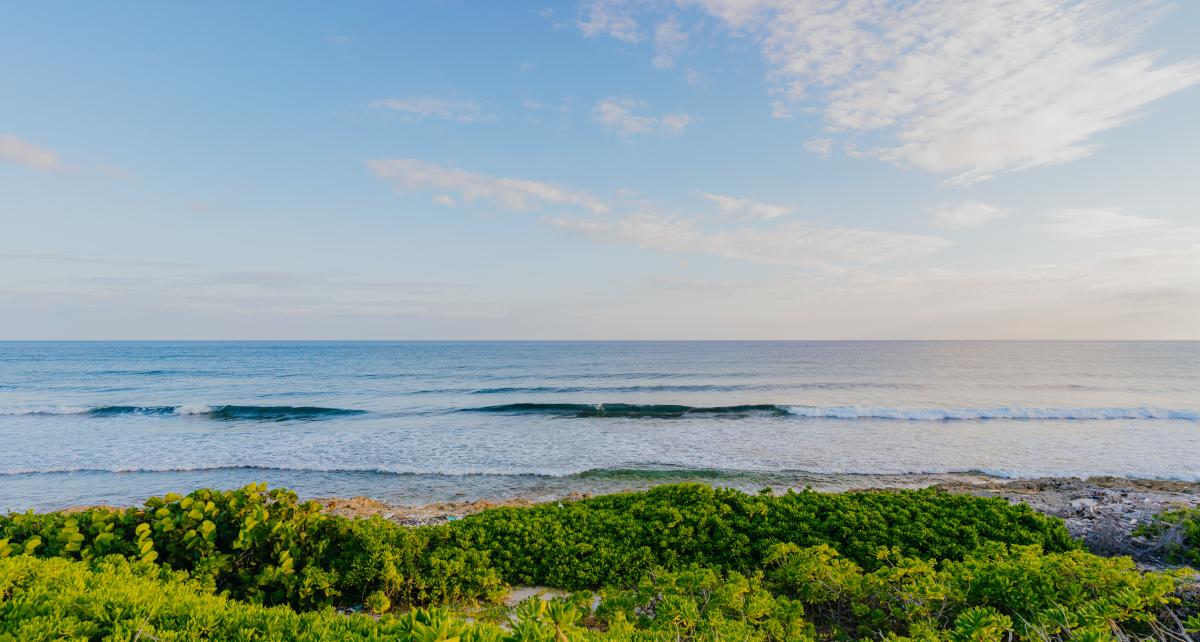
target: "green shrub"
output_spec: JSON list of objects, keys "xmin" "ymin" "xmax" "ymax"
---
[
  {"xmin": 0, "ymin": 483, "xmax": 1075, "ymax": 614},
  {"xmin": 597, "ymin": 565, "xmax": 812, "ymax": 642},
  {"xmin": 0, "ymin": 484, "xmax": 506, "ymax": 610},
  {"xmin": 445, "ymin": 484, "xmax": 1077, "ymax": 589},
  {"xmin": 0, "ymin": 483, "xmax": 1195, "ymax": 642},
  {"xmin": 764, "ymin": 542, "xmax": 1182, "ymax": 640},
  {"xmin": 0, "ymin": 554, "xmax": 508, "ymax": 642}
]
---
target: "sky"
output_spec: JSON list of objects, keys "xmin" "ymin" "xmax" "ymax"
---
[{"xmin": 2, "ymin": 1, "xmax": 1199, "ymax": 340}]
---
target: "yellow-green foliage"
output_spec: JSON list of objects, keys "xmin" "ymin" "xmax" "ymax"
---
[
  {"xmin": 591, "ymin": 544, "xmax": 1186, "ymax": 642},
  {"xmin": 0, "ymin": 549, "xmax": 1187, "ymax": 642},
  {"xmin": 0, "ymin": 484, "xmax": 505, "ymax": 609},
  {"xmin": 445, "ymin": 483, "xmax": 1077, "ymax": 589},
  {"xmin": 4, "ymin": 483, "xmax": 1190, "ymax": 642},
  {"xmin": 761, "ymin": 543, "xmax": 1182, "ymax": 640},
  {"xmin": 0, "ymin": 554, "xmax": 508, "ymax": 642},
  {"xmin": 0, "ymin": 483, "xmax": 1075, "ymax": 612}
]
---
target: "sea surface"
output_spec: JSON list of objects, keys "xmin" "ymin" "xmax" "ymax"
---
[{"xmin": 2, "ymin": 341, "xmax": 1198, "ymax": 512}]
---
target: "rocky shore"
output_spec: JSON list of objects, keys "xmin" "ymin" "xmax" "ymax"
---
[{"xmin": 931, "ymin": 476, "xmax": 1200, "ymax": 567}]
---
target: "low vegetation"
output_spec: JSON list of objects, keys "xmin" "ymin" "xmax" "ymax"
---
[
  {"xmin": 1136, "ymin": 506, "xmax": 1200, "ymax": 567},
  {"xmin": 1, "ymin": 483, "xmax": 1195, "ymax": 641}
]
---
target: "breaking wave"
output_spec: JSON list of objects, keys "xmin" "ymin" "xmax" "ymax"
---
[
  {"xmin": 468, "ymin": 403, "xmax": 1199, "ymax": 421},
  {"xmin": 0, "ymin": 405, "xmax": 366, "ymax": 421},
  {"xmin": 470, "ymin": 403, "xmax": 790, "ymax": 418},
  {"xmin": 3, "ymin": 464, "xmax": 1199, "ymax": 484},
  {"xmin": 781, "ymin": 405, "xmax": 1200, "ymax": 421}
]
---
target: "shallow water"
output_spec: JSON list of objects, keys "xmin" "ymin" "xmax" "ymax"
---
[{"xmin": 1, "ymin": 341, "xmax": 1197, "ymax": 511}]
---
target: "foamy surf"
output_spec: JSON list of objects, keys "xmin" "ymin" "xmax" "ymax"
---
[
  {"xmin": 468, "ymin": 403, "xmax": 1200, "ymax": 421},
  {"xmin": 781, "ymin": 405, "xmax": 1200, "ymax": 421},
  {"xmin": 0, "ymin": 404, "xmax": 366, "ymax": 420}
]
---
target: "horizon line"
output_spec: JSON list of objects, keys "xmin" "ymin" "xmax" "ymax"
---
[{"xmin": 1, "ymin": 338, "xmax": 1197, "ymax": 343}]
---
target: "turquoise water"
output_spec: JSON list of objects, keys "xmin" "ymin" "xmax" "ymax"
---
[{"xmin": 1, "ymin": 341, "xmax": 1198, "ymax": 511}]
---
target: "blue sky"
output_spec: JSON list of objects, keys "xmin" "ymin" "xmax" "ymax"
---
[{"xmin": 2, "ymin": 1, "xmax": 1199, "ymax": 339}]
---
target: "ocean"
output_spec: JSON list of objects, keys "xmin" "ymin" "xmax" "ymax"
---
[{"xmin": 1, "ymin": 341, "xmax": 1197, "ymax": 512}]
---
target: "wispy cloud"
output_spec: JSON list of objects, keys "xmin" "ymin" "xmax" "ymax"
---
[
  {"xmin": 583, "ymin": 1, "xmax": 1200, "ymax": 183},
  {"xmin": 1040, "ymin": 208, "xmax": 1166, "ymax": 239},
  {"xmin": 683, "ymin": 67, "xmax": 710, "ymax": 89},
  {"xmin": 803, "ymin": 138, "xmax": 833, "ymax": 157},
  {"xmin": 592, "ymin": 97, "xmax": 697, "ymax": 137},
  {"xmin": 368, "ymin": 159, "xmax": 945, "ymax": 270},
  {"xmin": 652, "ymin": 17, "xmax": 688, "ymax": 69},
  {"xmin": 0, "ymin": 134, "xmax": 64, "ymax": 172},
  {"xmin": 929, "ymin": 201, "xmax": 1009, "ymax": 230},
  {"xmin": 550, "ymin": 212, "xmax": 949, "ymax": 268},
  {"xmin": 577, "ymin": 0, "xmax": 641, "ymax": 42},
  {"xmin": 370, "ymin": 96, "xmax": 485, "ymax": 122},
  {"xmin": 0, "ymin": 252, "xmax": 188, "ymax": 268},
  {"xmin": 697, "ymin": 192, "xmax": 791, "ymax": 220},
  {"xmin": 365, "ymin": 158, "xmax": 610, "ymax": 214}
]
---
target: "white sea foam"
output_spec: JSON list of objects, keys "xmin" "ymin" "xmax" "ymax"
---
[
  {"xmin": 781, "ymin": 406, "xmax": 1200, "ymax": 421},
  {"xmin": 0, "ymin": 406, "xmax": 92, "ymax": 416},
  {"xmin": 173, "ymin": 404, "xmax": 216, "ymax": 415},
  {"xmin": 3, "ymin": 464, "xmax": 1200, "ymax": 484}
]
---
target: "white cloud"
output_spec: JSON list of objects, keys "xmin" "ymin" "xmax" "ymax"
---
[
  {"xmin": 0, "ymin": 134, "xmax": 63, "ymax": 171},
  {"xmin": 698, "ymin": 192, "xmax": 791, "ymax": 220},
  {"xmin": 366, "ymin": 158, "xmax": 610, "ymax": 214},
  {"xmin": 684, "ymin": 67, "xmax": 710, "ymax": 89},
  {"xmin": 930, "ymin": 201, "xmax": 1009, "ymax": 230},
  {"xmin": 652, "ymin": 17, "xmax": 688, "ymax": 69},
  {"xmin": 370, "ymin": 96, "xmax": 485, "ymax": 122},
  {"xmin": 367, "ymin": 158, "xmax": 952, "ymax": 273},
  {"xmin": 550, "ymin": 212, "xmax": 949, "ymax": 268},
  {"xmin": 590, "ymin": 1, "xmax": 1200, "ymax": 182},
  {"xmin": 769, "ymin": 101, "xmax": 793, "ymax": 119},
  {"xmin": 1040, "ymin": 207, "xmax": 1166, "ymax": 239},
  {"xmin": 803, "ymin": 138, "xmax": 833, "ymax": 157},
  {"xmin": 592, "ymin": 97, "xmax": 698, "ymax": 136},
  {"xmin": 578, "ymin": 0, "xmax": 641, "ymax": 41}
]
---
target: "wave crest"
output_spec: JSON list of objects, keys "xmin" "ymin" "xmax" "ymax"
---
[
  {"xmin": 783, "ymin": 405, "xmax": 1200, "ymax": 421},
  {"xmin": 0, "ymin": 405, "xmax": 366, "ymax": 421},
  {"xmin": 3, "ymin": 464, "xmax": 1199, "ymax": 483},
  {"xmin": 473, "ymin": 403, "xmax": 790, "ymax": 418},
  {"xmin": 467, "ymin": 403, "xmax": 1199, "ymax": 421}
]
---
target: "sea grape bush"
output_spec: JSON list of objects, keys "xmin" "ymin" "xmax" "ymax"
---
[{"xmin": 0, "ymin": 482, "xmax": 1075, "ymax": 613}]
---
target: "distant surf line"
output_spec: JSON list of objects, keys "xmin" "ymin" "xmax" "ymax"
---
[
  {"xmin": 469, "ymin": 403, "xmax": 1200, "ymax": 420},
  {"xmin": 0, "ymin": 405, "xmax": 365, "ymax": 421}
]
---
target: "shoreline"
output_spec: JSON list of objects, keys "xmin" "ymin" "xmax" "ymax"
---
[{"xmin": 15, "ymin": 467, "xmax": 1196, "ymax": 514}]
